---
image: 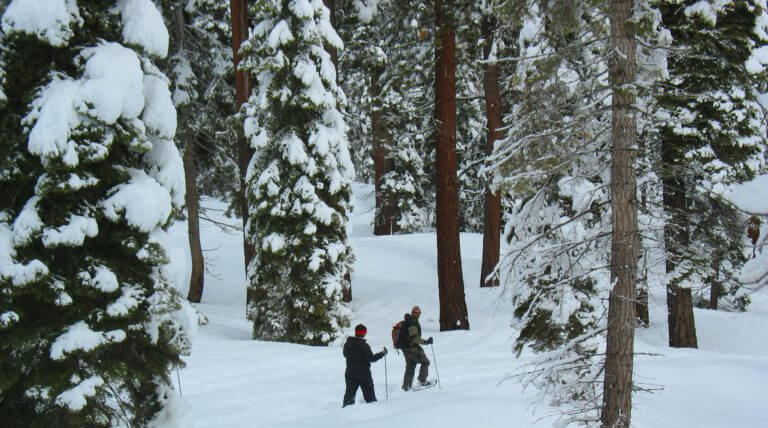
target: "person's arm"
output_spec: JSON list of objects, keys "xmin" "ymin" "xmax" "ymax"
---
[
  {"xmin": 371, "ymin": 347, "xmax": 387, "ymax": 362},
  {"xmin": 363, "ymin": 343, "xmax": 377, "ymax": 362}
]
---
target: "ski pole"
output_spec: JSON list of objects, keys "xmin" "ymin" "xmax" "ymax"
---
[
  {"xmin": 430, "ymin": 343, "xmax": 441, "ymax": 388},
  {"xmin": 176, "ymin": 364, "xmax": 183, "ymax": 398},
  {"xmin": 384, "ymin": 353, "xmax": 389, "ymax": 401}
]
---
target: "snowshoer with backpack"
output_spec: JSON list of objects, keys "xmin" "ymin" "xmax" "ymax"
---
[
  {"xmin": 397, "ymin": 306, "xmax": 434, "ymax": 391},
  {"xmin": 343, "ymin": 324, "xmax": 387, "ymax": 407}
]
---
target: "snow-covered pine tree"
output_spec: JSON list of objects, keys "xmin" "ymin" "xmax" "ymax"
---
[
  {"xmin": 376, "ymin": 2, "xmax": 433, "ymax": 233},
  {"xmin": 688, "ymin": 195, "xmax": 751, "ymax": 311},
  {"xmin": 242, "ymin": 0, "xmax": 353, "ymax": 344},
  {"xmin": 336, "ymin": 0, "xmax": 379, "ymax": 184},
  {"xmin": 653, "ymin": 0, "xmax": 768, "ymax": 345},
  {"xmin": 341, "ymin": 1, "xmax": 501, "ymax": 235},
  {"xmin": 496, "ymin": 0, "xmax": 612, "ymax": 359},
  {"xmin": 493, "ymin": 0, "xmax": 666, "ymax": 423},
  {"xmin": 365, "ymin": 0, "xmax": 433, "ymax": 233},
  {"xmin": 455, "ymin": 2, "xmax": 490, "ymax": 233},
  {"xmin": 0, "ymin": 0, "xmax": 191, "ymax": 425}
]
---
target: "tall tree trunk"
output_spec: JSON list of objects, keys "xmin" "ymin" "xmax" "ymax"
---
[
  {"xmin": 748, "ymin": 215, "xmax": 761, "ymax": 258},
  {"xmin": 636, "ymin": 287, "xmax": 649, "ymax": 327},
  {"xmin": 708, "ymin": 253, "xmax": 721, "ymax": 310},
  {"xmin": 435, "ymin": 0, "xmax": 469, "ymax": 331},
  {"xmin": 230, "ymin": 0, "xmax": 254, "ymax": 279},
  {"xmin": 601, "ymin": 0, "xmax": 638, "ymax": 426},
  {"xmin": 371, "ymin": 66, "xmax": 398, "ymax": 235},
  {"xmin": 661, "ymin": 162, "xmax": 698, "ymax": 347},
  {"xmin": 479, "ymin": 11, "xmax": 502, "ymax": 288},
  {"xmin": 671, "ymin": 287, "xmax": 698, "ymax": 346},
  {"xmin": 173, "ymin": 2, "xmax": 205, "ymax": 303},
  {"xmin": 636, "ymin": 132, "xmax": 649, "ymax": 327},
  {"xmin": 184, "ymin": 138, "xmax": 205, "ymax": 303}
]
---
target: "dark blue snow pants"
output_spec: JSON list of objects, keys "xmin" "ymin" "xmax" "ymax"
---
[{"xmin": 342, "ymin": 375, "xmax": 376, "ymax": 407}]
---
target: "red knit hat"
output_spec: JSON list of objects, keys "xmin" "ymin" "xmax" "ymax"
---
[{"xmin": 354, "ymin": 324, "xmax": 367, "ymax": 337}]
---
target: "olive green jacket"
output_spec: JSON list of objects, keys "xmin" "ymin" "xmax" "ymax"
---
[{"xmin": 403, "ymin": 313, "xmax": 428, "ymax": 349}]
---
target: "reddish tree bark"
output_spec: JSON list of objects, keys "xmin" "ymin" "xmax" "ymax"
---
[
  {"xmin": 671, "ymin": 287, "xmax": 698, "ymax": 347},
  {"xmin": 371, "ymin": 66, "xmax": 398, "ymax": 235},
  {"xmin": 601, "ymin": 0, "xmax": 638, "ymax": 426},
  {"xmin": 230, "ymin": 0, "xmax": 254, "ymax": 276},
  {"xmin": 479, "ymin": 12, "xmax": 502, "ymax": 288},
  {"xmin": 435, "ymin": 0, "xmax": 469, "ymax": 331},
  {"xmin": 662, "ymin": 165, "xmax": 697, "ymax": 348}
]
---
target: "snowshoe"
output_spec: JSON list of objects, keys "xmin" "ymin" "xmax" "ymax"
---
[{"xmin": 411, "ymin": 379, "xmax": 437, "ymax": 391}]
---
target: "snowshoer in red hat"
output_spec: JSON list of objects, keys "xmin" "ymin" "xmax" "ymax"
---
[{"xmin": 342, "ymin": 323, "xmax": 387, "ymax": 407}]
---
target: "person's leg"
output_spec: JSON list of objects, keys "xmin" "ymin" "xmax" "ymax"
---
[
  {"xmin": 402, "ymin": 350, "xmax": 417, "ymax": 390},
  {"xmin": 361, "ymin": 377, "xmax": 377, "ymax": 403},
  {"xmin": 342, "ymin": 376, "xmax": 360, "ymax": 407},
  {"xmin": 416, "ymin": 346, "xmax": 431, "ymax": 384}
]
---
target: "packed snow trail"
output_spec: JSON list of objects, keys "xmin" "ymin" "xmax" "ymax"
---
[{"xmin": 169, "ymin": 183, "xmax": 768, "ymax": 427}]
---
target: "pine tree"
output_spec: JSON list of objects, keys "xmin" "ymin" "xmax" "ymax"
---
[
  {"xmin": 688, "ymin": 195, "xmax": 750, "ymax": 311},
  {"xmin": 435, "ymin": 0, "xmax": 470, "ymax": 331},
  {"xmin": 336, "ymin": 0, "xmax": 407, "ymax": 235},
  {"xmin": 497, "ymin": 0, "xmax": 613, "ymax": 363},
  {"xmin": 0, "ymin": 1, "xmax": 190, "ymax": 425},
  {"xmin": 242, "ymin": 0, "xmax": 353, "ymax": 344},
  {"xmin": 162, "ymin": 0, "xmax": 241, "ymax": 303},
  {"xmin": 654, "ymin": 0, "xmax": 768, "ymax": 347},
  {"xmin": 231, "ymin": 0, "xmax": 256, "ymax": 272},
  {"xmin": 454, "ymin": 3, "xmax": 488, "ymax": 234},
  {"xmin": 342, "ymin": 0, "xmax": 433, "ymax": 234},
  {"xmin": 601, "ymin": 0, "xmax": 640, "ymax": 423},
  {"xmin": 492, "ymin": 0, "xmax": 664, "ymax": 423},
  {"xmin": 479, "ymin": 1, "xmax": 506, "ymax": 287},
  {"xmin": 377, "ymin": 0, "xmax": 433, "ymax": 233},
  {"xmin": 336, "ymin": 0, "xmax": 378, "ymax": 185}
]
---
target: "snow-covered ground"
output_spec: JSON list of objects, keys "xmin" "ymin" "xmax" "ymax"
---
[{"xmin": 167, "ymin": 183, "xmax": 768, "ymax": 427}]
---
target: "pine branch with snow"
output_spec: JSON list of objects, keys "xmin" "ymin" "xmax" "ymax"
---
[
  {"xmin": 650, "ymin": 0, "xmax": 768, "ymax": 316},
  {"xmin": 0, "ymin": 1, "xmax": 191, "ymax": 425}
]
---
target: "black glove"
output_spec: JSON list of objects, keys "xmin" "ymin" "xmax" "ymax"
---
[
  {"xmin": 425, "ymin": 337, "xmax": 433, "ymax": 345},
  {"xmin": 381, "ymin": 347, "xmax": 388, "ymax": 356}
]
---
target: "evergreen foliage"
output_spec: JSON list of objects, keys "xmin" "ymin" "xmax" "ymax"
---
[
  {"xmin": 165, "ymin": 0, "xmax": 240, "ymax": 205},
  {"xmin": 375, "ymin": 1, "xmax": 434, "ymax": 233},
  {"xmin": 336, "ymin": 0, "xmax": 377, "ymax": 184},
  {"xmin": 455, "ymin": 3, "xmax": 490, "ymax": 233},
  {"xmin": 0, "ymin": 1, "xmax": 190, "ymax": 425},
  {"xmin": 242, "ymin": 0, "xmax": 353, "ymax": 345},
  {"xmin": 653, "ymin": 0, "xmax": 767, "ymax": 309},
  {"xmin": 339, "ymin": 0, "xmax": 434, "ymax": 232},
  {"xmin": 492, "ymin": 0, "xmax": 664, "ymax": 423},
  {"xmin": 496, "ymin": 0, "xmax": 612, "ymax": 354},
  {"xmin": 338, "ymin": 0, "xmax": 490, "ymax": 233}
]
